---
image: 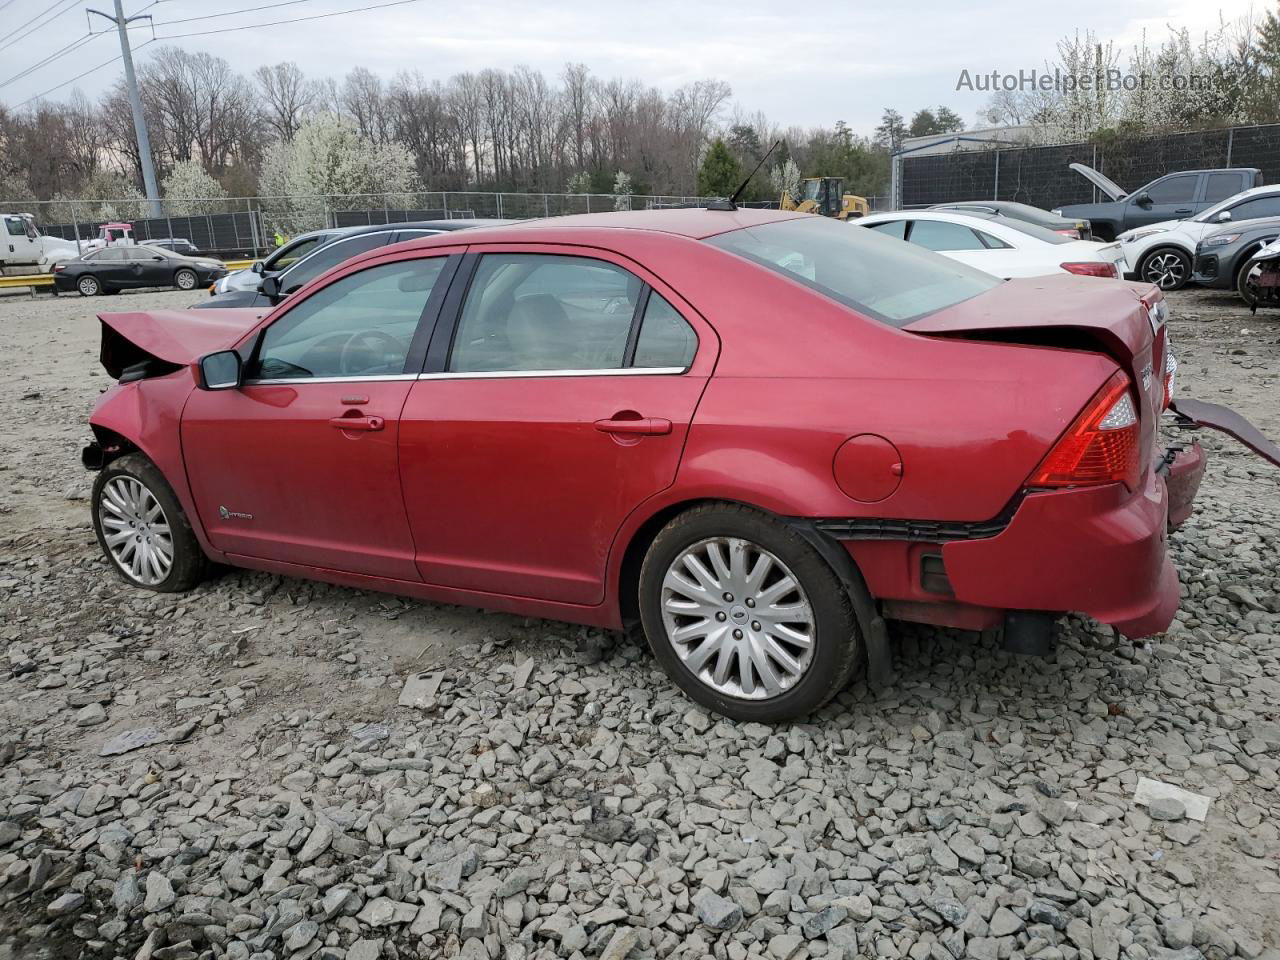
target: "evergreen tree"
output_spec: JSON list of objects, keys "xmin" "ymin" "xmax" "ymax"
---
[{"xmin": 697, "ymin": 138, "xmax": 742, "ymax": 197}]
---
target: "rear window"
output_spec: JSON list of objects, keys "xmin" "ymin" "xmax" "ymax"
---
[
  {"xmin": 989, "ymin": 218, "xmax": 1074, "ymax": 245},
  {"xmin": 706, "ymin": 217, "xmax": 999, "ymax": 326}
]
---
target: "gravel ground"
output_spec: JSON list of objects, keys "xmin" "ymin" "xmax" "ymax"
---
[{"xmin": 0, "ymin": 285, "xmax": 1278, "ymax": 960}]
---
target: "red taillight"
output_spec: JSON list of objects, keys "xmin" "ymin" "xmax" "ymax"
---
[
  {"xmin": 1060, "ymin": 261, "xmax": 1119, "ymax": 278},
  {"xmin": 1029, "ymin": 370, "xmax": 1141, "ymax": 491},
  {"xmin": 54, "ymin": 264, "xmax": 65, "ymax": 273},
  {"xmin": 1054, "ymin": 228, "xmax": 1080, "ymax": 238},
  {"xmin": 1163, "ymin": 349, "xmax": 1177, "ymax": 410}
]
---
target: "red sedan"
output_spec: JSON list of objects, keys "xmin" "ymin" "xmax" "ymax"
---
[{"xmin": 82, "ymin": 210, "xmax": 1279, "ymax": 721}]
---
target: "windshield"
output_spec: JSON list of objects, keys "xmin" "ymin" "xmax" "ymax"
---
[{"xmin": 707, "ymin": 217, "xmax": 1000, "ymax": 327}]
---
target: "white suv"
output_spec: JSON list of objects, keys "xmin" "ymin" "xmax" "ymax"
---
[{"xmin": 1118, "ymin": 185, "xmax": 1280, "ymax": 290}]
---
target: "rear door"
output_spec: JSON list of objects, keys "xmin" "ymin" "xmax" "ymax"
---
[{"xmin": 398, "ymin": 247, "xmax": 715, "ymax": 605}]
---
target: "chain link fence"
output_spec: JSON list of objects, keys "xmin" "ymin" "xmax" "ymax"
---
[
  {"xmin": 897, "ymin": 122, "xmax": 1280, "ymax": 211},
  {"xmin": 2, "ymin": 191, "xmax": 719, "ymax": 258}
]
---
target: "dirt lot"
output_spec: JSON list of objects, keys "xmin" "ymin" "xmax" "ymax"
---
[{"xmin": 0, "ymin": 284, "xmax": 1278, "ymax": 960}]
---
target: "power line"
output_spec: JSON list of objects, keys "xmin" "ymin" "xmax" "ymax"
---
[
  {"xmin": 0, "ymin": 0, "xmax": 24, "ymax": 13},
  {"xmin": 13, "ymin": 37, "xmax": 155, "ymax": 109},
  {"xmin": 152, "ymin": 0, "xmax": 427, "ymax": 40},
  {"xmin": 151, "ymin": 0, "xmax": 316, "ymax": 28},
  {"xmin": 0, "ymin": 0, "xmax": 81, "ymax": 52},
  {"xmin": 0, "ymin": 33, "xmax": 99, "ymax": 91}
]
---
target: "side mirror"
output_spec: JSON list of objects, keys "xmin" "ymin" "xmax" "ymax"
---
[
  {"xmin": 250, "ymin": 260, "xmax": 264, "ymax": 274},
  {"xmin": 1217, "ymin": 210, "xmax": 1233, "ymax": 222},
  {"xmin": 259, "ymin": 274, "xmax": 281, "ymax": 298},
  {"xmin": 1135, "ymin": 193, "xmax": 1153, "ymax": 208},
  {"xmin": 197, "ymin": 350, "xmax": 242, "ymax": 390}
]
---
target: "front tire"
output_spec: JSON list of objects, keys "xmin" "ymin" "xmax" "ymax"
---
[
  {"xmin": 1138, "ymin": 247, "xmax": 1191, "ymax": 291},
  {"xmin": 174, "ymin": 268, "xmax": 198, "ymax": 291},
  {"xmin": 91, "ymin": 454, "xmax": 208, "ymax": 592},
  {"xmin": 1237, "ymin": 259, "xmax": 1259, "ymax": 307},
  {"xmin": 639, "ymin": 504, "xmax": 861, "ymax": 722},
  {"xmin": 77, "ymin": 275, "xmax": 101, "ymax": 297}
]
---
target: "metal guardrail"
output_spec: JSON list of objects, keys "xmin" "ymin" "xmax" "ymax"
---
[{"xmin": 0, "ymin": 259, "xmax": 255, "ymax": 294}]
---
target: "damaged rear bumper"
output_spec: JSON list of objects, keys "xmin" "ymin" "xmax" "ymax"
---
[{"xmin": 942, "ymin": 465, "xmax": 1186, "ymax": 639}]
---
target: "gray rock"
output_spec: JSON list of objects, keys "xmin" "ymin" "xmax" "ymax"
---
[
  {"xmin": 144, "ymin": 873, "xmax": 175, "ymax": 913},
  {"xmin": 1149, "ymin": 796, "xmax": 1186, "ymax": 821},
  {"xmin": 46, "ymin": 892, "xmax": 85, "ymax": 917},
  {"xmin": 989, "ymin": 906, "xmax": 1024, "ymax": 937},
  {"xmin": 692, "ymin": 888, "xmax": 743, "ymax": 931}
]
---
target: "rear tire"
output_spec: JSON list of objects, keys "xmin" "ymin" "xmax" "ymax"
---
[
  {"xmin": 174, "ymin": 268, "xmax": 198, "ymax": 291},
  {"xmin": 638, "ymin": 504, "xmax": 861, "ymax": 722},
  {"xmin": 91, "ymin": 453, "xmax": 208, "ymax": 592},
  {"xmin": 77, "ymin": 275, "xmax": 101, "ymax": 297},
  {"xmin": 1138, "ymin": 247, "xmax": 1191, "ymax": 291}
]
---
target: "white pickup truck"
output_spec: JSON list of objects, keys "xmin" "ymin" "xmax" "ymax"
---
[{"xmin": 1, "ymin": 213, "xmax": 82, "ymax": 275}]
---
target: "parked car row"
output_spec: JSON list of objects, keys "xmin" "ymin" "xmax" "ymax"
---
[{"xmin": 80, "ymin": 203, "xmax": 1280, "ymax": 721}]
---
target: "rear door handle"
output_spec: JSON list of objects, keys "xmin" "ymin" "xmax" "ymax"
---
[
  {"xmin": 594, "ymin": 417, "xmax": 672, "ymax": 436},
  {"xmin": 329, "ymin": 415, "xmax": 384, "ymax": 431},
  {"xmin": 1173, "ymin": 208, "xmax": 1193, "ymax": 215}
]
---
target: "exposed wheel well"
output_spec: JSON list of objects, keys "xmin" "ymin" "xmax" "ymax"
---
[
  {"xmin": 1232, "ymin": 243, "xmax": 1267, "ymax": 289},
  {"xmin": 89, "ymin": 426, "xmax": 140, "ymax": 467}
]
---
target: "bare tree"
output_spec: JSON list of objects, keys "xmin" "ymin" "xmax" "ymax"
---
[
  {"xmin": 342, "ymin": 67, "xmax": 389, "ymax": 143},
  {"xmin": 255, "ymin": 62, "xmax": 315, "ymax": 142}
]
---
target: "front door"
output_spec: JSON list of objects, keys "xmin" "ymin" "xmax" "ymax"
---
[
  {"xmin": 1132, "ymin": 173, "xmax": 1200, "ymax": 227},
  {"xmin": 182, "ymin": 253, "xmax": 457, "ymax": 579},
  {"xmin": 399, "ymin": 249, "xmax": 713, "ymax": 605}
]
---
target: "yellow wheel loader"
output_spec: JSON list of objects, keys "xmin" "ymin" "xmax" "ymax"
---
[{"xmin": 780, "ymin": 177, "xmax": 869, "ymax": 219}]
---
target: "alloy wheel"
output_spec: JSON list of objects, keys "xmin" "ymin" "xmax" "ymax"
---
[
  {"xmin": 175, "ymin": 270, "xmax": 197, "ymax": 290},
  {"xmin": 1142, "ymin": 252, "xmax": 1187, "ymax": 290},
  {"xmin": 78, "ymin": 277, "xmax": 99, "ymax": 296},
  {"xmin": 659, "ymin": 536, "xmax": 816, "ymax": 700},
  {"xmin": 98, "ymin": 475, "xmax": 174, "ymax": 586}
]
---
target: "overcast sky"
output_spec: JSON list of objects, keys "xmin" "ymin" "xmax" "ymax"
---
[{"xmin": 1, "ymin": 0, "xmax": 1259, "ymax": 134}]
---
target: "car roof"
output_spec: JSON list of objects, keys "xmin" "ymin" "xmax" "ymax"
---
[
  {"xmin": 863, "ymin": 210, "xmax": 999, "ymax": 224},
  {"xmin": 333, "ymin": 218, "xmax": 517, "ymax": 237}
]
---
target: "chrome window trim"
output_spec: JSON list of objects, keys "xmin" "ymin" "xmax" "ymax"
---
[
  {"xmin": 417, "ymin": 367, "xmax": 686, "ymax": 380},
  {"xmin": 243, "ymin": 374, "xmax": 420, "ymax": 386}
]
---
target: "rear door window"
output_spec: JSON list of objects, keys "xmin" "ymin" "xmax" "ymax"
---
[
  {"xmin": 907, "ymin": 220, "xmax": 987, "ymax": 251},
  {"xmin": 1205, "ymin": 173, "xmax": 1243, "ymax": 203},
  {"xmin": 632, "ymin": 292, "xmax": 697, "ymax": 369},
  {"xmin": 449, "ymin": 254, "xmax": 641, "ymax": 373},
  {"xmin": 1225, "ymin": 196, "xmax": 1280, "ymax": 221}
]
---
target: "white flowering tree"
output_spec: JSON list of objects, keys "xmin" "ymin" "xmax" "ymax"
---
[
  {"xmin": 161, "ymin": 160, "xmax": 229, "ymax": 216},
  {"xmin": 612, "ymin": 171, "xmax": 632, "ymax": 211},
  {"xmin": 53, "ymin": 169, "xmax": 147, "ymax": 224},
  {"xmin": 769, "ymin": 158, "xmax": 801, "ymax": 200},
  {"xmin": 565, "ymin": 172, "xmax": 592, "ymax": 194},
  {"xmin": 259, "ymin": 114, "xmax": 419, "ymax": 234}
]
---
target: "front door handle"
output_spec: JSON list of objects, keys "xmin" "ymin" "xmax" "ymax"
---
[
  {"xmin": 594, "ymin": 417, "xmax": 672, "ymax": 436},
  {"xmin": 329, "ymin": 415, "xmax": 384, "ymax": 431},
  {"xmin": 1173, "ymin": 208, "xmax": 1193, "ymax": 215}
]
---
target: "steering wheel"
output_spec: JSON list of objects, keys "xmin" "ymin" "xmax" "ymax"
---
[{"xmin": 338, "ymin": 329, "xmax": 407, "ymax": 375}]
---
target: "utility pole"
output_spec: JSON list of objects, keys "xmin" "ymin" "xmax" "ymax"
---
[{"xmin": 88, "ymin": 0, "xmax": 161, "ymax": 217}]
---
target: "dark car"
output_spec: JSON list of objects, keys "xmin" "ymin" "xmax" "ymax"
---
[
  {"xmin": 1191, "ymin": 215, "xmax": 1280, "ymax": 296},
  {"xmin": 54, "ymin": 244, "xmax": 227, "ymax": 297},
  {"xmin": 146, "ymin": 238, "xmax": 201, "ymax": 256},
  {"xmin": 195, "ymin": 219, "xmax": 509, "ymax": 309},
  {"xmin": 928, "ymin": 200, "xmax": 1091, "ymax": 240},
  {"xmin": 1054, "ymin": 165, "xmax": 1263, "ymax": 241}
]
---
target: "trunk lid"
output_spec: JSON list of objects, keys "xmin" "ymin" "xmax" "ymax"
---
[
  {"xmin": 907, "ymin": 274, "xmax": 1166, "ymax": 480},
  {"xmin": 98, "ymin": 308, "xmax": 266, "ymax": 379}
]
